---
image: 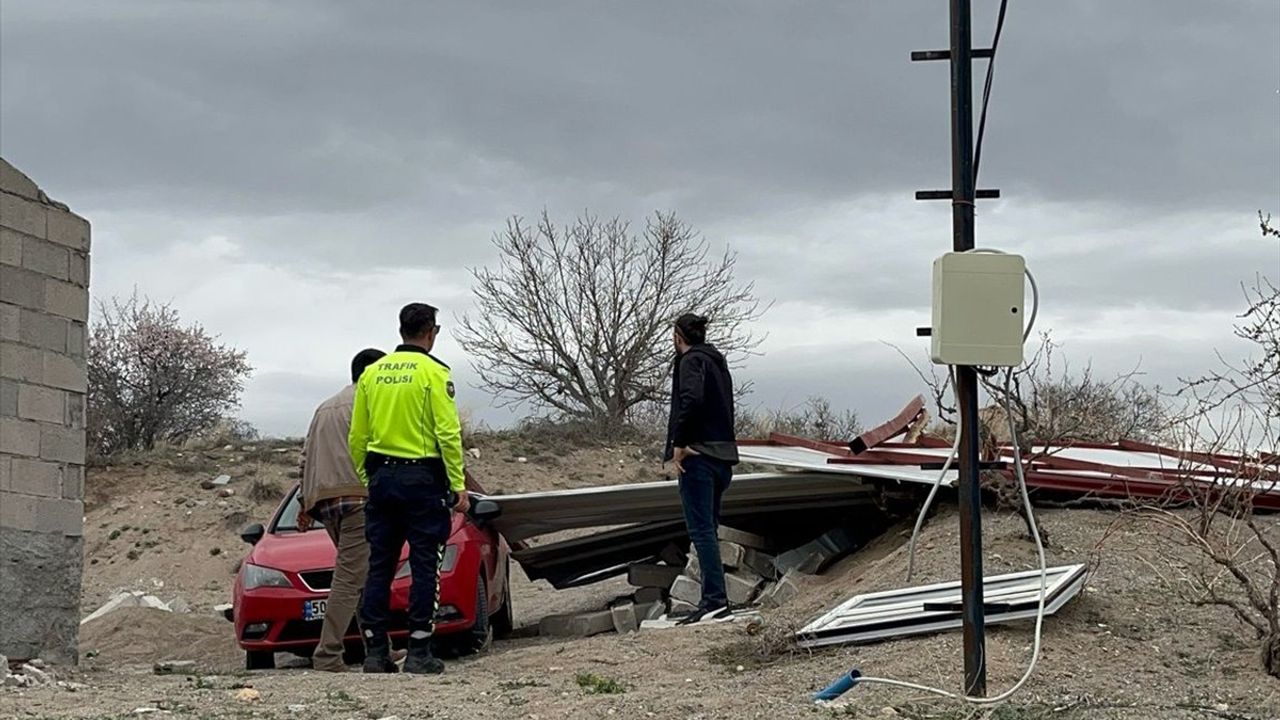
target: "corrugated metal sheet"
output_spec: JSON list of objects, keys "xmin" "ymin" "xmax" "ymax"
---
[{"xmin": 489, "ymin": 472, "xmax": 877, "ymax": 543}]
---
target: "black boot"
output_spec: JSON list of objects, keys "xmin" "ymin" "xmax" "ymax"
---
[
  {"xmin": 403, "ymin": 636, "xmax": 444, "ymax": 675},
  {"xmin": 361, "ymin": 630, "xmax": 399, "ymax": 674}
]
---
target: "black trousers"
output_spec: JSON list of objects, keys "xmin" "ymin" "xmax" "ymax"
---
[{"xmin": 359, "ymin": 460, "xmax": 451, "ymax": 637}]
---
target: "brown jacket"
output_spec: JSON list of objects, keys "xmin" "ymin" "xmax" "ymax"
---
[{"xmin": 299, "ymin": 384, "xmax": 366, "ymax": 513}]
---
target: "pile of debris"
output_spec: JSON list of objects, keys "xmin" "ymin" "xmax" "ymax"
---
[
  {"xmin": 2, "ymin": 657, "xmax": 53, "ymax": 689},
  {"xmin": 538, "ymin": 524, "xmax": 862, "ymax": 637}
]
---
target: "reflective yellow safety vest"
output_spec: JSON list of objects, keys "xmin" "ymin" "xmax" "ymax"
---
[{"xmin": 348, "ymin": 344, "xmax": 465, "ymax": 492}]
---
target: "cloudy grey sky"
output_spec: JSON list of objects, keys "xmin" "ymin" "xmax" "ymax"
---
[{"xmin": 2, "ymin": 1, "xmax": 1278, "ymax": 436}]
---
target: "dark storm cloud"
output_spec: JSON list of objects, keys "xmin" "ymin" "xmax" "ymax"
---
[{"xmin": 2, "ymin": 1, "xmax": 1276, "ymax": 264}]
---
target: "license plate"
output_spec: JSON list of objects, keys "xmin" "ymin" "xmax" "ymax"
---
[{"xmin": 303, "ymin": 599, "xmax": 327, "ymax": 621}]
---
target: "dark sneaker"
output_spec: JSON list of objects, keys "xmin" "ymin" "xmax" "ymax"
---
[{"xmin": 676, "ymin": 605, "xmax": 731, "ymax": 626}]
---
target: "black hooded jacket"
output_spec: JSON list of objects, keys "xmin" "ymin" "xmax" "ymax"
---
[{"xmin": 664, "ymin": 344, "xmax": 738, "ymax": 464}]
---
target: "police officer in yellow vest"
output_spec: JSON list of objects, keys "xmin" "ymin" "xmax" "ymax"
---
[{"xmin": 349, "ymin": 302, "xmax": 469, "ymax": 674}]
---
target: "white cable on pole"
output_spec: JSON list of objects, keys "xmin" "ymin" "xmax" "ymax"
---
[
  {"xmin": 873, "ymin": 253, "xmax": 1046, "ymax": 705},
  {"xmin": 857, "ymin": 370, "xmax": 1049, "ymax": 705}
]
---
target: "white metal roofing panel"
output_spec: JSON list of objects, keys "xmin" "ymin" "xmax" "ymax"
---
[{"xmin": 740, "ymin": 446, "xmax": 958, "ymax": 487}]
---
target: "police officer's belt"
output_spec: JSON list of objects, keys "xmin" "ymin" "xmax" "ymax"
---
[{"xmin": 367, "ymin": 452, "xmax": 438, "ymax": 467}]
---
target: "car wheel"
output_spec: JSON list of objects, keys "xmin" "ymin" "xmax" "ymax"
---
[
  {"xmin": 245, "ymin": 650, "xmax": 275, "ymax": 671},
  {"xmin": 491, "ymin": 560, "xmax": 514, "ymax": 639},
  {"xmin": 441, "ymin": 572, "xmax": 493, "ymax": 657}
]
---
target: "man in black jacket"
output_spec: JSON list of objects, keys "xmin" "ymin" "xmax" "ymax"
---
[{"xmin": 665, "ymin": 313, "xmax": 739, "ymax": 624}]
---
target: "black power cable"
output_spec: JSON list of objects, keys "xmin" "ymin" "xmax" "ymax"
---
[{"xmin": 972, "ymin": 0, "xmax": 1009, "ymax": 185}]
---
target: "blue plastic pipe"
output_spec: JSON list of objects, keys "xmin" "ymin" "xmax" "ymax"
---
[{"xmin": 813, "ymin": 669, "xmax": 863, "ymax": 702}]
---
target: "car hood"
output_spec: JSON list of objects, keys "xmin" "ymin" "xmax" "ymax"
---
[{"xmin": 248, "ymin": 514, "xmax": 467, "ymax": 572}]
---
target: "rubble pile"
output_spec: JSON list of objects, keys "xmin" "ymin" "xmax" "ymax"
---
[{"xmin": 538, "ymin": 524, "xmax": 859, "ymax": 637}]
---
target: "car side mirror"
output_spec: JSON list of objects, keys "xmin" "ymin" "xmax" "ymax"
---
[
  {"xmin": 240, "ymin": 523, "xmax": 265, "ymax": 546},
  {"xmin": 469, "ymin": 499, "xmax": 501, "ymax": 523}
]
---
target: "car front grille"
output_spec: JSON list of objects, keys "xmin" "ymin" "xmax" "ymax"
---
[{"xmin": 299, "ymin": 570, "xmax": 334, "ymax": 592}]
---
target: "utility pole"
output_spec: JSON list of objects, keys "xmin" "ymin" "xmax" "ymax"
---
[
  {"xmin": 948, "ymin": 0, "xmax": 986, "ymax": 698},
  {"xmin": 913, "ymin": 0, "xmax": 996, "ymax": 697}
]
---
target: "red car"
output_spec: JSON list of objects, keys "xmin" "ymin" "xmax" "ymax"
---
[{"xmin": 229, "ymin": 484, "xmax": 513, "ymax": 670}]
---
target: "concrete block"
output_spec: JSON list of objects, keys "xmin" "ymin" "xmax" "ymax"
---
[
  {"xmin": 725, "ymin": 572, "xmax": 761, "ymax": 606},
  {"xmin": 0, "ymin": 456, "xmax": 10, "ymax": 492},
  {"xmin": 43, "ymin": 351, "xmax": 86, "ymax": 392},
  {"xmin": 62, "ymin": 465, "xmax": 84, "ymax": 500},
  {"xmin": 0, "ymin": 378, "xmax": 17, "ymax": 416},
  {"xmin": 772, "ymin": 547, "xmax": 824, "ymax": 575},
  {"xmin": 66, "ymin": 321, "xmax": 85, "ymax": 358},
  {"xmin": 0, "ymin": 160, "xmax": 41, "ymax": 200},
  {"xmin": 44, "ymin": 279, "xmax": 88, "ymax": 322},
  {"xmin": 774, "ymin": 528, "xmax": 859, "ymax": 576},
  {"xmin": 658, "ymin": 542, "xmax": 687, "ymax": 567},
  {"xmin": 537, "ymin": 609, "xmax": 615, "ymax": 638},
  {"xmin": 0, "ymin": 303, "xmax": 18, "ymax": 342},
  {"xmin": 20, "ymin": 237, "xmax": 68, "ymax": 280},
  {"xmin": 18, "ymin": 309, "xmax": 67, "ymax": 352},
  {"xmin": 634, "ymin": 586, "xmax": 665, "ymax": 605},
  {"xmin": 742, "ymin": 548, "xmax": 779, "ymax": 581},
  {"xmin": 0, "ymin": 417, "xmax": 41, "ymax": 457},
  {"xmin": 0, "ymin": 228, "xmax": 20, "ymax": 266},
  {"xmin": 18, "ymin": 384, "xmax": 65, "ymax": 424},
  {"xmin": 641, "ymin": 601, "xmax": 665, "ymax": 621},
  {"xmin": 0, "ymin": 494, "xmax": 82, "ymax": 535},
  {"xmin": 610, "ymin": 603, "xmax": 639, "ymax": 634},
  {"xmin": 669, "ymin": 574, "xmax": 703, "ymax": 606},
  {"xmin": 37, "ymin": 497, "xmax": 83, "ymax": 537},
  {"xmin": 759, "ymin": 570, "xmax": 802, "ymax": 609},
  {"xmin": 65, "ymin": 394, "xmax": 84, "ymax": 430},
  {"xmin": 40, "ymin": 424, "xmax": 85, "ymax": 465},
  {"xmin": 628, "ymin": 563, "xmax": 683, "ymax": 589},
  {"xmin": 718, "ymin": 526, "xmax": 774, "ymax": 551},
  {"xmin": 719, "ymin": 541, "xmax": 746, "ymax": 571},
  {"xmin": 0, "ymin": 192, "xmax": 47, "ymax": 239},
  {"xmin": 0, "ymin": 265, "xmax": 45, "ymax": 310},
  {"xmin": 10, "ymin": 457, "xmax": 63, "ymax": 498},
  {"xmin": 68, "ymin": 252, "xmax": 88, "ymax": 286},
  {"xmin": 684, "ymin": 551, "xmax": 701, "ymax": 582},
  {"xmin": 1, "ymin": 494, "xmax": 36, "ymax": 533},
  {"xmin": 670, "ymin": 599, "xmax": 697, "ymax": 616},
  {"xmin": 46, "ymin": 208, "xmax": 89, "ymax": 252},
  {"xmin": 0, "ymin": 343, "xmax": 43, "ymax": 382}
]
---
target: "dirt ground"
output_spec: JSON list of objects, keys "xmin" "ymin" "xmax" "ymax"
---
[{"xmin": 4, "ymin": 436, "xmax": 1280, "ymax": 719}]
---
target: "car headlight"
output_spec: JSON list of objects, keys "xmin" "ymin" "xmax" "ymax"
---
[
  {"xmin": 243, "ymin": 563, "xmax": 292, "ymax": 590},
  {"xmin": 394, "ymin": 545, "xmax": 459, "ymax": 579}
]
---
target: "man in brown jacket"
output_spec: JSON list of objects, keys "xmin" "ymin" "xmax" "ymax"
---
[{"xmin": 296, "ymin": 348, "xmax": 385, "ymax": 672}]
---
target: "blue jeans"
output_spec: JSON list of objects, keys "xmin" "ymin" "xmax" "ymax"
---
[
  {"xmin": 679, "ymin": 455, "xmax": 733, "ymax": 608},
  {"xmin": 360, "ymin": 462, "xmax": 452, "ymax": 637}
]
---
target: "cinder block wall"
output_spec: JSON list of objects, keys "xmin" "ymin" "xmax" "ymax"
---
[{"xmin": 0, "ymin": 158, "xmax": 90, "ymax": 664}]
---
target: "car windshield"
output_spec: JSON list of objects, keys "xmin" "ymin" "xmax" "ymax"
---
[{"xmin": 271, "ymin": 486, "xmax": 325, "ymax": 533}]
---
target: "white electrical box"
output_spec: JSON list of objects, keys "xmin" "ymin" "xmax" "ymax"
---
[{"xmin": 930, "ymin": 251, "xmax": 1026, "ymax": 367}]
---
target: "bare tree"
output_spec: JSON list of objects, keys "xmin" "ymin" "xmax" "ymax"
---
[
  {"xmin": 893, "ymin": 333, "xmax": 1167, "ymax": 446},
  {"xmin": 88, "ymin": 293, "xmax": 252, "ymax": 458},
  {"xmin": 1134, "ymin": 411, "xmax": 1280, "ymax": 677},
  {"xmin": 1133, "ymin": 211, "xmax": 1280, "ymax": 677},
  {"xmin": 737, "ymin": 396, "xmax": 863, "ymax": 441},
  {"xmin": 456, "ymin": 211, "xmax": 766, "ymax": 428}
]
